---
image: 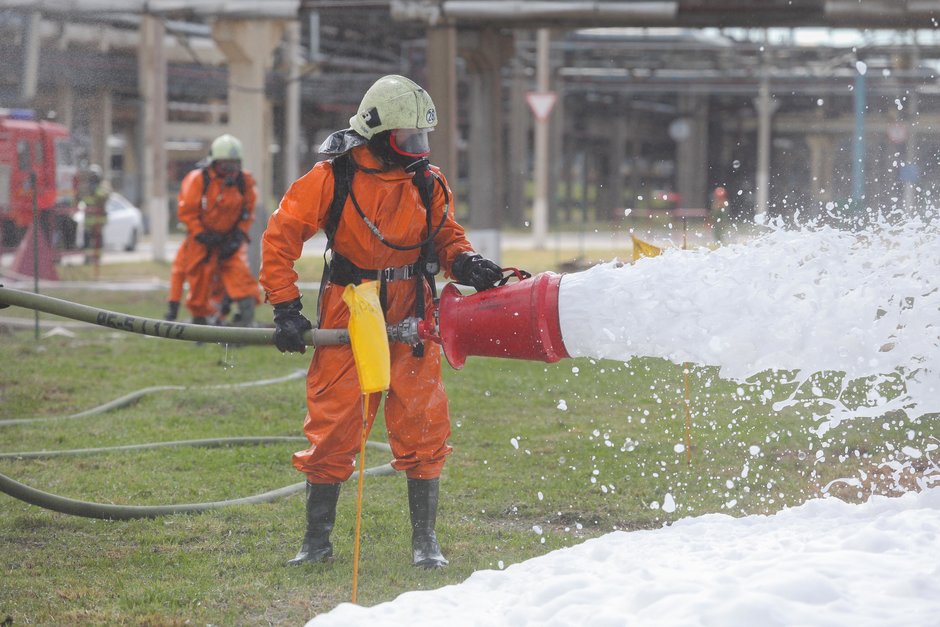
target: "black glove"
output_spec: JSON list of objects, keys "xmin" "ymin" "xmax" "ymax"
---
[
  {"xmin": 218, "ymin": 230, "xmax": 247, "ymax": 260},
  {"xmin": 273, "ymin": 298, "xmax": 312, "ymax": 354},
  {"xmin": 195, "ymin": 231, "xmax": 223, "ymax": 247},
  {"xmin": 451, "ymin": 252, "xmax": 503, "ymax": 292},
  {"xmin": 0, "ymin": 283, "xmax": 8, "ymax": 309}
]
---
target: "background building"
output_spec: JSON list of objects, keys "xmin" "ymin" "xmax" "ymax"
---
[{"xmin": 1, "ymin": 0, "xmax": 938, "ymax": 260}]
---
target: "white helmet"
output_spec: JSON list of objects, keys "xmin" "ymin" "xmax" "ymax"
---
[
  {"xmin": 209, "ymin": 134, "xmax": 243, "ymax": 162},
  {"xmin": 350, "ymin": 75, "xmax": 437, "ymax": 156}
]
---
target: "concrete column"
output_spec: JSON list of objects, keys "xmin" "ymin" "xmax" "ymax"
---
[
  {"xmin": 426, "ymin": 26, "xmax": 458, "ymax": 180},
  {"xmin": 55, "ymin": 83, "xmax": 74, "ymax": 133},
  {"xmin": 284, "ymin": 20, "xmax": 302, "ymax": 189},
  {"xmin": 507, "ymin": 48, "xmax": 529, "ymax": 228},
  {"xmin": 629, "ymin": 114, "xmax": 642, "ymax": 209},
  {"xmin": 121, "ymin": 126, "xmax": 140, "ymax": 204},
  {"xmin": 903, "ymin": 47, "xmax": 920, "ymax": 212},
  {"xmin": 212, "ymin": 19, "xmax": 284, "ymax": 207},
  {"xmin": 806, "ymin": 135, "xmax": 828, "ymax": 213},
  {"xmin": 532, "ymin": 28, "xmax": 551, "ymax": 249},
  {"xmin": 211, "ymin": 18, "xmax": 285, "ymax": 274},
  {"xmin": 549, "ymin": 72, "xmax": 563, "ymax": 226},
  {"xmin": 562, "ymin": 144, "xmax": 574, "ymax": 223},
  {"xmin": 21, "ymin": 11, "xmax": 40, "ymax": 102},
  {"xmin": 606, "ymin": 109, "xmax": 628, "ymax": 219},
  {"xmin": 462, "ymin": 28, "xmax": 510, "ymax": 261},
  {"xmin": 89, "ymin": 88, "xmax": 113, "ymax": 178},
  {"xmin": 138, "ymin": 16, "xmax": 168, "ymax": 262},
  {"xmin": 754, "ymin": 75, "xmax": 778, "ymax": 219},
  {"xmin": 675, "ymin": 93, "xmax": 708, "ymax": 209}
]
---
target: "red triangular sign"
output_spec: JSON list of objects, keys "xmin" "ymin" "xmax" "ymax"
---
[{"xmin": 526, "ymin": 91, "xmax": 557, "ymax": 122}]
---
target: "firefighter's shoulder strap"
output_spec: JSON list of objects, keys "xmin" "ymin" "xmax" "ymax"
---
[
  {"xmin": 314, "ymin": 153, "xmax": 355, "ymax": 325},
  {"xmin": 324, "ymin": 153, "xmax": 354, "ymax": 246}
]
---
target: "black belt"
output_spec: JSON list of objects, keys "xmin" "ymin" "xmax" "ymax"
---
[{"xmin": 329, "ymin": 253, "xmax": 419, "ymax": 287}]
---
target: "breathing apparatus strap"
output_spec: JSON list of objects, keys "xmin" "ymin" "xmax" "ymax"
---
[
  {"xmin": 408, "ymin": 157, "xmax": 440, "ymax": 358},
  {"xmin": 315, "ymin": 153, "xmax": 355, "ymax": 326}
]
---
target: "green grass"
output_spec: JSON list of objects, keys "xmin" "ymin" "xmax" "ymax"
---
[{"xmin": 1, "ymin": 259, "xmax": 936, "ymax": 624}]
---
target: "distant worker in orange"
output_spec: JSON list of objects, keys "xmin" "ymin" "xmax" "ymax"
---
[
  {"xmin": 260, "ymin": 75, "xmax": 503, "ymax": 569},
  {"xmin": 163, "ymin": 244, "xmax": 233, "ymax": 324},
  {"xmin": 176, "ymin": 134, "xmax": 260, "ymax": 326}
]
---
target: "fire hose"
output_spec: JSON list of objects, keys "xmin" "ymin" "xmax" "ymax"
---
[
  {"xmin": 0, "ymin": 285, "xmax": 428, "ymax": 347},
  {"xmin": 0, "ymin": 274, "xmax": 573, "ymax": 518},
  {"xmin": 0, "ymin": 439, "xmax": 394, "ymax": 521},
  {"xmin": 0, "ymin": 285, "xmax": 409, "ymax": 519}
]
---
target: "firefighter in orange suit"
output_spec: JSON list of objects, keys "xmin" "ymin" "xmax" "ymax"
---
[
  {"xmin": 260, "ymin": 75, "xmax": 503, "ymax": 569},
  {"xmin": 177, "ymin": 134, "xmax": 260, "ymax": 325},
  {"xmin": 163, "ymin": 242, "xmax": 236, "ymax": 325}
]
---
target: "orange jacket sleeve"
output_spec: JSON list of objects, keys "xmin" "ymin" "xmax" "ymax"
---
[
  {"xmin": 260, "ymin": 162, "xmax": 335, "ymax": 305},
  {"xmin": 429, "ymin": 167, "xmax": 474, "ymax": 279},
  {"xmin": 177, "ymin": 169, "xmax": 206, "ymax": 237},
  {"xmin": 237, "ymin": 171, "xmax": 258, "ymax": 235}
]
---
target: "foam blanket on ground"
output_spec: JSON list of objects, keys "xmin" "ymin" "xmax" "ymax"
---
[{"xmin": 308, "ymin": 487, "xmax": 940, "ymax": 626}]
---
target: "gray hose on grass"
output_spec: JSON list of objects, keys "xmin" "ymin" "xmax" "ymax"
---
[
  {"xmin": 0, "ymin": 435, "xmax": 309, "ymax": 459},
  {"xmin": 0, "ymin": 370, "xmax": 307, "ymax": 427},
  {"xmin": 0, "ymin": 439, "xmax": 395, "ymax": 520}
]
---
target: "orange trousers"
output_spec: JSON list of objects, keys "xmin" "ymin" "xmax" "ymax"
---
[
  {"xmin": 182, "ymin": 237, "xmax": 259, "ymax": 318},
  {"xmin": 292, "ymin": 280, "xmax": 452, "ymax": 484},
  {"xmin": 167, "ymin": 242, "xmax": 186, "ymax": 302}
]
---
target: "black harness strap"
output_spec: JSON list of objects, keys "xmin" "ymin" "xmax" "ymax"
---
[{"xmin": 314, "ymin": 153, "xmax": 354, "ymax": 326}]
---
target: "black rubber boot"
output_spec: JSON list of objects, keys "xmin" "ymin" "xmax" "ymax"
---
[
  {"xmin": 235, "ymin": 296, "xmax": 255, "ymax": 327},
  {"xmin": 191, "ymin": 316, "xmax": 207, "ymax": 325},
  {"xmin": 287, "ymin": 482, "xmax": 341, "ymax": 566},
  {"xmin": 408, "ymin": 477, "xmax": 448, "ymax": 569},
  {"xmin": 164, "ymin": 301, "xmax": 180, "ymax": 321}
]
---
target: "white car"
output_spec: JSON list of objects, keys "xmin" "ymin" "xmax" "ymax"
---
[{"xmin": 73, "ymin": 192, "xmax": 145, "ymax": 252}]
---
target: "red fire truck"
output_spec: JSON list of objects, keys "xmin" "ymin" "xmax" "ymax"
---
[{"xmin": 0, "ymin": 108, "xmax": 78, "ymax": 248}]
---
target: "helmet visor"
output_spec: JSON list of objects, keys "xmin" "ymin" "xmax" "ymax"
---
[{"xmin": 390, "ymin": 128, "xmax": 432, "ymax": 158}]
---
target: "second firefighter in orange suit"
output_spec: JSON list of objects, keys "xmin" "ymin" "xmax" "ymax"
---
[
  {"xmin": 177, "ymin": 134, "xmax": 260, "ymax": 325},
  {"xmin": 260, "ymin": 75, "xmax": 503, "ymax": 569}
]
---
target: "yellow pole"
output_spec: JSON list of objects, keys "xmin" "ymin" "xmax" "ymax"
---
[
  {"xmin": 351, "ymin": 393, "xmax": 370, "ymax": 603},
  {"xmin": 683, "ymin": 364, "xmax": 693, "ymax": 466}
]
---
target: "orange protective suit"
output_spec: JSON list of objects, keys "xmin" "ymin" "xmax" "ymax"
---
[
  {"xmin": 261, "ymin": 145, "xmax": 474, "ymax": 484},
  {"xmin": 167, "ymin": 239, "xmax": 248, "ymax": 322},
  {"xmin": 177, "ymin": 167, "xmax": 260, "ymax": 318}
]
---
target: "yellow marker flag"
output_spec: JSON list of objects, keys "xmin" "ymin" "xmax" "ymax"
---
[
  {"xmin": 342, "ymin": 281, "xmax": 390, "ymax": 394},
  {"xmin": 631, "ymin": 234, "xmax": 663, "ymax": 262}
]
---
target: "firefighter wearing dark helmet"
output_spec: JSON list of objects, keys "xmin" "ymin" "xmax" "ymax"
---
[{"xmin": 260, "ymin": 75, "xmax": 503, "ymax": 568}]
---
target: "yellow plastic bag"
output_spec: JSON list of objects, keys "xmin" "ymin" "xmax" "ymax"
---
[
  {"xmin": 631, "ymin": 234, "xmax": 663, "ymax": 262},
  {"xmin": 343, "ymin": 281, "xmax": 390, "ymax": 393}
]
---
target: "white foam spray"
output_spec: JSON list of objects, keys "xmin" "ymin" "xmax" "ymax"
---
[{"xmin": 558, "ymin": 214, "xmax": 940, "ymax": 423}]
